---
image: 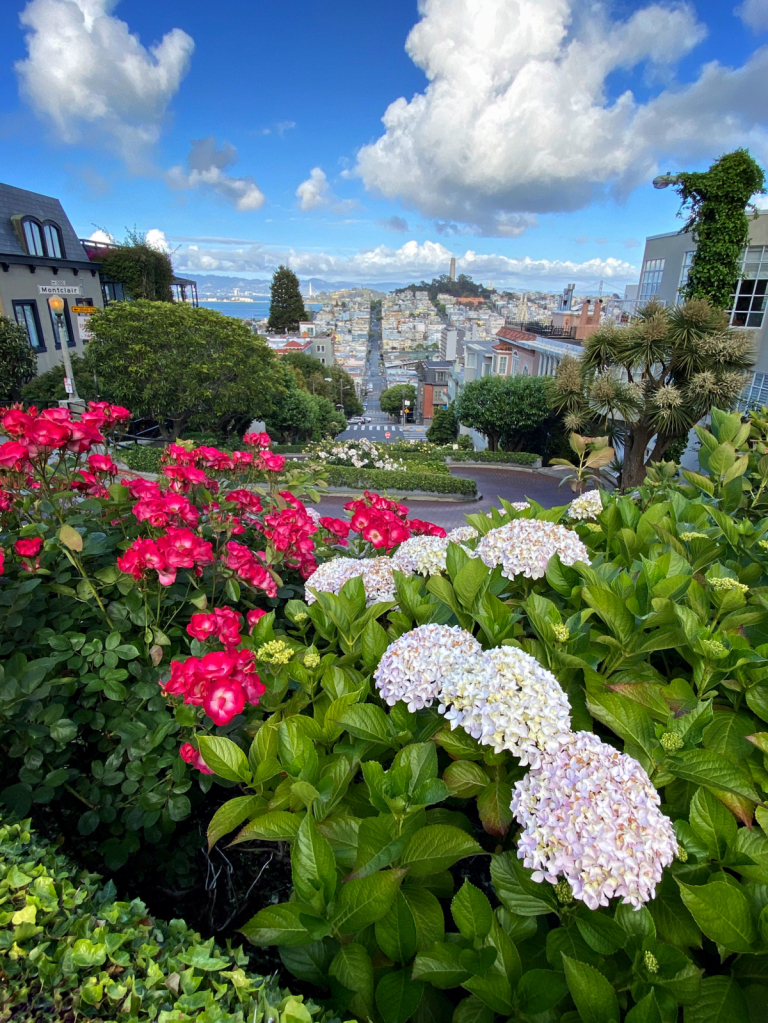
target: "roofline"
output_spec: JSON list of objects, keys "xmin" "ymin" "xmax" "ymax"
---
[{"xmin": 0, "ymin": 252, "xmax": 101, "ymax": 273}]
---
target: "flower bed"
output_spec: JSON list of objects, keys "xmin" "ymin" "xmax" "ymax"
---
[
  {"xmin": 324, "ymin": 464, "xmax": 478, "ymax": 495},
  {"xmin": 0, "ymin": 816, "xmax": 325, "ymax": 1023},
  {"xmin": 307, "ymin": 436, "xmax": 406, "ymax": 471}
]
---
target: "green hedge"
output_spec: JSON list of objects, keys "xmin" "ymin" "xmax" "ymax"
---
[
  {"xmin": 121, "ymin": 444, "xmax": 163, "ymax": 474},
  {"xmin": 0, "ymin": 817, "xmax": 327, "ymax": 1023},
  {"xmin": 448, "ymin": 450, "xmax": 539, "ymax": 465},
  {"xmin": 272, "ymin": 444, "xmax": 307, "ymax": 453},
  {"xmin": 325, "ymin": 465, "xmax": 477, "ymax": 496}
]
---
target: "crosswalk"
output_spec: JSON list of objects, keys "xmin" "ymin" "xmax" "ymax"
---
[{"xmin": 348, "ymin": 424, "xmax": 391, "ymax": 432}]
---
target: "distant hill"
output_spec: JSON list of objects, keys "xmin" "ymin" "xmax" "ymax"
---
[{"xmin": 183, "ymin": 274, "xmax": 409, "ymax": 297}]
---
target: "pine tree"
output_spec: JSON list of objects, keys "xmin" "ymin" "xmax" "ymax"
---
[{"xmin": 268, "ymin": 266, "xmax": 307, "ymax": 333}]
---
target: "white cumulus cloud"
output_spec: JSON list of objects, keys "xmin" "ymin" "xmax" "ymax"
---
[
  {"xmin": 296, "ymin": 167, "xmax": 357, "ymax": 214},
  {"xmin": 173, "ymin": 238, "xmax": 638, "ymax": 288},
  {"xmin": 167, "ymin": 136, "xmax": 265, "ymax": 211},
  {"xmin": 145, "ymin": 228, "xmax": 170, "ymax": 252},
  {"xmin": 737, "ymin": 0, "xmax": 768, "ymax": 31},
  {"xmin": 356, "ymin": 0, "xmax": 768, "ymax": 233},
  {"xmin": 16, "ymin": 0, "xmax": 194, "ymax": 169}
]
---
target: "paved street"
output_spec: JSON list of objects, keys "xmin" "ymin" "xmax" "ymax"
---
[
  {"xmin": 322, "ymin": 305, "xmax": 566, "ymax": 528},
  {"xmin": 335, "ymin": 310, "xmax": 425, "ymax": 442}
]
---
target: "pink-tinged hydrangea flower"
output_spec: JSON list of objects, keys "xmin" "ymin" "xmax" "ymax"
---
[
  {"xmin": 373, "ymin": 624, "xmax": 482, "ymax": 712},
  {"xmin": 391, "ymin": 535, "xmax": 452, "ymax": 577},
  {"xmin": 509, "ymin": 501, "xmax": 531, "ymax": 511},
  {"xmin": 446, "ymin": 525, "xmax": 478, "ymax": 543},
  {"xmin": 511, "ymin": 731, "xmax": 678, "ymax": 910},
  {"xmin": 477, "ymin": 519, "xmax": 589, "ymax": 580},
  {"xmin": 568, "ymin": 490, "xmax": 604, "ymax": 521},
  {"xmin": 439, "ymin": 646, "xmax": 571, "ymax": 766},
  {"xmin": 305, "ymin": 556, "xmax": 396, "ymax": 606}
]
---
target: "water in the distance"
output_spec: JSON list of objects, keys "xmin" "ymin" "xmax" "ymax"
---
[{"xmin": 198, "ymin": 301, "xmax": 322, "ymax": 321}]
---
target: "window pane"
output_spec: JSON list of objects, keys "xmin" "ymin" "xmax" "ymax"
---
[
  {"xmin": 23, "ymin": 220, "xmax": 44, "ymax": 256},
  {"xmin": 44, "ymin": 224, "xmax": 62, "ymax": 258},
  {"xmin": 14, "ymin": 302, "xmax": 42, "ymax": 348}
]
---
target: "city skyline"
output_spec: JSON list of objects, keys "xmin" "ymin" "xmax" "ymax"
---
[{"xmin": 1, "ymin": 0, "xmax": 767, "ymax": 289}]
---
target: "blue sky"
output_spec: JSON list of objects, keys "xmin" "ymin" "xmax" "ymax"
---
[{"xmin": 1, "ymin": 0, "xmax": 767, "ymax": 291}]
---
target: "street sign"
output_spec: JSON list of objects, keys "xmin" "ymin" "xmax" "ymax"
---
[
  {"xmin": 76, "ymin": 315, "xmax": 93, "ymax": 341},
  {"xmin": 38, "ymin": 284, "xmax": 82, "ymax": 296},
  {"xmin": 63, "ymin": 376, "xmax": 74, "ymax": 395},
  {"xmin": 71, "ymin": 306, "xmax": 97, "ymax": 314},
  {"xmin": 385, "ymin": 431, "xmax": 391, "ymax": 438}
]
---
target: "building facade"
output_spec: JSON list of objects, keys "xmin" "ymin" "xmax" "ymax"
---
[
  {"xmin": 0, "ymin": 183, "xmax": 103, "ymax": 375},
  {"xmin": 637, "ymin": 213, "xmax": 768, "ymax": 404}
]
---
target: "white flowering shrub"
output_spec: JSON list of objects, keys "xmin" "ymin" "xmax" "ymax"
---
[
  {"xmin": 512, "ymin": 731, "xmax": 678, "ymax": 910},
  {"xmin": 308, "ymin": 437, "xmax": 406, "ymax": 471},
  {"xmin": 567, "ymin": 489, "xmax": 604, "ymax": 521},
  {"xmin": 477, "ymin": 518, "xmax": 589, "ymax": 579}
]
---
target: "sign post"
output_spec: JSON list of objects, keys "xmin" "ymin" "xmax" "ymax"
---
[{"xmin": 48, "ymin": 295, "xmax": 80, "ymax": 403}]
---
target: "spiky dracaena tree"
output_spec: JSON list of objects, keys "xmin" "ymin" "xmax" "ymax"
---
[{"xmin": 548, "ymin": 298, "xmax": 753, "ymax": 490}]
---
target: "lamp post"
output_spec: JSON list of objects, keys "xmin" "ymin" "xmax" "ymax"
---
[{"xmin": 48, "ymin": 295, "xmax": 80, "ymax": 402}]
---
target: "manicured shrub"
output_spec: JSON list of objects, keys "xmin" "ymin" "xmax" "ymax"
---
[
  {"xmin": 324, "ymin": 465, "xmax": 477, "ymax": 495},
  {"xmin": 448, "ymin": 450, "xmax": 539, "ymax": 465}
]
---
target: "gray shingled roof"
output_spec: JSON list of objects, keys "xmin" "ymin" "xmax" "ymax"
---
[{"xmin": 0, "ymin": 182, "xmax": 92, "ymax": 262}]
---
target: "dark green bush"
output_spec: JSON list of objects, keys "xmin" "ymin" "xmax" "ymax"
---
[
  {"xmin": 120, "ymin": 444, "xmax": 163, "ymax": 473},
  {"xmin": 0, "ymin": 816, "xmax": 326, "ymax": 1023},
  {"xmin": 324, "ymin": 466, "xmax": 477, "ymax": 495},
  {"xmin": 448, "ymin": 450, "xmax": 539, "ymax": 465}
]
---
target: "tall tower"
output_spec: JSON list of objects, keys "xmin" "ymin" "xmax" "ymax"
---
[{"xmin": 449, "ymin": 257, "xmax": 456, "ymax": 281}]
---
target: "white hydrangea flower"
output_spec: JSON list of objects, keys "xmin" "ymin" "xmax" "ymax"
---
[
  {"xmin": 373, "ymin": 624, "xmax": 483, "ymax": 712},
  {"xmin": 391, "ymin": 535, "xmax": 451, "ymax": 577},
  {"xmin": 311, "ymin": 436, "xmax": 406, "ymax": 472},
  {"xmin": 567, "ymin": 490, "xmax": 604, "ymax": 521},
  {"xmin": 477, "ymin": 519, "xmax": 589, "ymax": 580},
  {"xmin": 305, "ymin": 506, "xmax": 322, "ymax": 527},
  {"xmin": 439, "ymin": 646, "xmax": 571, "ymax": 766},
  {"xmin": 305, "ymin": 556, "xmax": 396, "ymax": 606},
  {"xmin": 509, "ymin": 501, "xmax": 531, "ymax": 511},
  {"xmin": 446, "ymin": 526, "xmax": 478, "ymax": 543},
  {"xmin": 512, "ymin": 731, "xmax": 678, "ymax": 910}
]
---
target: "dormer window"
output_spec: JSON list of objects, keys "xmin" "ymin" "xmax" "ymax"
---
[
  {"xmin": 14, "ymin": 216, "xmax": 66, "ymax": 258},
  {"xmin": 44, "ymin": 222, "xmax": 63, "ymax": 258},
  {"xmin": 22, "ymin": 218, "xmax": 45, "ymax": 256}
]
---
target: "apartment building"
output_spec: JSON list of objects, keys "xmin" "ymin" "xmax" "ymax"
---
[{"xmin": 636, "ymin": 213, "xmax": 768, "ymax": 407}]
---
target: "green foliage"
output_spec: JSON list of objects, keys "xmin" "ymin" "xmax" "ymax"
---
[
  {"xmin": 663, "ymin": 149, "xmax": 766, "ymax": 307},
  {"xmin": 549, "ymin": 298, "xmax": 754, "ymax": 488},
  {"xmin": 446, "ymin": 450, "xmax": 538, "ymax": 465},
  {"xmin": 0, "ymin": 316, "xmax": 37, "ymax": 402},
  {"xmin": 281, "ymin": 354, "xmax": 362, "ymax": 418},
  {"xmin": 324, "ymin": 465, "xmax": 477, "ymax": 495},
  {"xmin": 21, "ymin": 353, "xmax": 98, "ymax": 405},
  {"xmin": 121, "ymin": 444, "xmax": 163, "ymax": 473},
  {"xmin": 395, "ymin": 274, "xmax": 491, "ymax": 303},
  {"xmin": 98, "ymin": 232, "xmax": 174, "ymax": 301},
  {"xmin": 268, "ymin": 266, "xmax": 308, "ymax": 333},
  {"xmin": 84, "ymin": 301, "xmax": 277, "ymax": 441},
  {"xmin": 454, "ymin": 375, "xmax": 556, "ymax": 453},
  {"xmin": 426, "ymin": 403, "xmax": 457, "ymax": 445},
  {"xmin": 380, "ymin": 385, "xmax": 417, "ymax": 417},
  {"xmin": 0, "ymin": 817, "xmax": 326, "ymax": 1023}
]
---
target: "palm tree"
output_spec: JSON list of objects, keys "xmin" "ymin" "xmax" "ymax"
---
[{"xmin": 548, "ymin": 299, "xmax": 754, "ymax": 489}]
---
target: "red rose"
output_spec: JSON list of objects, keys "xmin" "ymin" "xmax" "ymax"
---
[
  {"xmin": 262, "ymin": 452, "xmax": 286, "ymax": 472},
  {"xmin": 246, "ymin": 608, "xmax": 266, "ymax": 633},
  {"xmin": 14, "ymin": 537, "xmax": 43, "ymax": 558},
  {"xmin": 0, "ymin": 442, "xmax": 30, "ymax": 471},
  {"xmin": 88, "ymin": 454, "xmax": 118, "ymax": 474},
  {"xmin": 203, "ymin": 678, "xmax": 246, "ymax": 725},
  {"xmin": 25, "ymin": 419, "xmax": 71, "ymax": 451}
]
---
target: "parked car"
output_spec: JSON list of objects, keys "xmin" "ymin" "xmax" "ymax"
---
[{"xmin": 347, "ymin": 416, "xmax": 364, "ymax": 425}]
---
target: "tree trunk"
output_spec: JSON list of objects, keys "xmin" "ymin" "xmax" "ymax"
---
[
  {"xmin": 646, "ymin": 433, "xmax": 675, "ymax": 464},
  {"xmin": 620, "ymin": 425, "xmax": 652, "ymax": 490},
  {"xmin": 486, "ymin": 432, "xmax": 499, "ymax": 452}
]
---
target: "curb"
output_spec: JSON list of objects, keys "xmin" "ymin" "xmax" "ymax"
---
[{"xmin": 447, "ymin": 462, "xmax": 543, "ymax": 473}]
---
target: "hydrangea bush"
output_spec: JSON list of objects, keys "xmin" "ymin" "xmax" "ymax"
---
[
  {"xmin": 6, "ymin": 404, "xmax": 768, "ymax": 1021},
  {"xmin": 308, "ymin": 436, "xmax": 407, "ymax": 472}
]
